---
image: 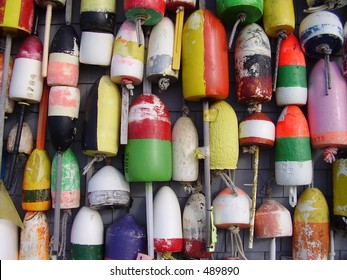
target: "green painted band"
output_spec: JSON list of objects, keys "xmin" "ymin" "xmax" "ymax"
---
[
  {"xmin": 71, "ymin": 244, "xmax": 103, "ymax": 260},
  {"xmin": 275, "ymin": 137, "xmax": 312, "ymax": 161},
  {"xmin": 277, "ymin": 65, "xmax": 307, "ymax": 88},
  {"xmin": 22, "ymin": 189, "xmax": 51, "ymax": 202}
]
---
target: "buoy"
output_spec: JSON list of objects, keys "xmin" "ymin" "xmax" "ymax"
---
[
  {"xmin": 71, "ymin": 206, "xmax": 104, "ymax": 260},
  {"xmin": 51, "ymin": 148, "xmax": 80, "ymax": 209},
  {"xmin": 125, "ymin": 93, "xmax": 172, "ymax": 182},
  {"xmin": 47, "ymin": 24, "xmax": 80, "ymax": 87},
  {"xmin": 172, "ymin": 116, "xmax": 199, "ymax": 183},
  {"xmin": 216, "ymin": 0, "xmax": 263, "ymax": 50},
  {"xmin": 275, "ymin": 105, "xmax": 313, "ymax": 207},
  {"xmin": 80, "ymin": 0, "xmax": 117, "ymax": 33},
  {"xmin": 0, "ymin": 53, "xmax": 14, "ymax": 114},
  {"xmin": 305, "ymin": 0, "xmax": 347, "ymax": 12},
  {"xmin": 7, "ymin": 122, "xmax": 33, "ymax": 156},
  {"xmin": 255, "ymin": 199, "xmax": 292, "ymax": 260},
  {"xmin": 332, "ymin": 154, "xmax": 347, "ymax": 232},
  {"xmin": 19, "ymin": 211, "xmax": 50, "ymax": 260},
  {"xmin": 234, "ymin": 23, "xmax": 272, "ymax": 105},
  {"xmin": 110, "ymin": 19, "xmax": 144, "ymax": 145},
  {"xmin": 154, "ymin": 186, "xmax": 183, "ymax": 254},
  {"xmin": 146, "ymin": 17, "xmax": 178, "ymax": 91},
  {"xmin": 183, "ymin": 192, "xmax": 212, "ymax": 259},
  {"xmin": 82, "ymin": 75, "xmax": 121, "ymax": 167},
  {"xmin": 105, "ymin": 214, "xmax": 146, "ymax": 260},
  {"xmin": 87, "ymin": 165, "xmax": 130, "ymax": 209},
  {"xmin": 308, "ymin": 59, "xmax": 347, "ymax": 163},
  {"xmin": 276, "ymin": 34, "xmax": 307, "ymax": 106},
  {"xmin": 344, "ymin": 20, "xmax": 347, "ymax": 77},
  {"xmin": 182, "ymin": 9, "xmax": 229, "ymax": 101},
  {"xmin": 293, "ymin": 187, "xmax": 329, "ymax": 260}
]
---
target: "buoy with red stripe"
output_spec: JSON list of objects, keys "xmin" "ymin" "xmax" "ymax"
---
[
  {"xmin": 255, "ymin": 199, "xmax": 292, "ymax": 260},
  {"xmin": 47, "ymin": 24, "xmax": 80, "ymax": 87},
  {"xmin": 235, "ymin": 23, "xmax": 272, "ymax": 105},
  {"xmin": 146, "ymin": 17, "xmax": 178, "ymax": 91},
  {"xmin": 275, "ymin": 105, "xmax": 313, "ymax": 207},
  {"xmin": 19, "ymin": 211, "xmax": 49, "ymax": 260},
  {"xmin": 216, "ymin": 0, "xmax": 263, "ymax": 51},
  {"xmin": 105, "ymin": 214, "xmax": 146, "ymax": 260},
  {"xmin": 154, "ymin": 186, "xmax": 183, "ymax": 255},
  {"xmin": 332, "ymin": 153, "xmax": 347, "ymax": 232},
  {"xmin": 276, "ymin": 34, "xmax": 307, "ymax": 106},
  {"xmin": 183, "ymin": 192, "xmax": 212, "ymax": 259},
  {"xmin": 125, "ymin": 93, "xmax": 172, "ymax": 182},
  {"xmin": 71, "ymin": 206, "xmax": 104, "ymax": 260},
  {"xmin": 305, "ymin": 0, "xmax": 347, "ymax": 12},
  {"xmin": 110, "ymin": 19, "xmax": 144, "ymax": 145},
  {"xmin": 0, "ymin": 53, "xmax": 14, "ymax": 114},
  {"xmin": 293, "ymin": 187, "xmax": 329, "ymax": 260},
  {"xmin": 307, "ymin": 59, "xmax": 347, "ymax": 163}
]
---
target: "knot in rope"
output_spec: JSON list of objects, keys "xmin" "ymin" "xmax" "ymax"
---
[
  {"xmin": 162, "ymin": 252, "xmax": 176, "ymax": 260},
  {"xmin": 158, "ymin": 77, "xmax": 170, "ymax": 91},
  {"xmin": 182, "ymin": 104, "xmax": 190, "ymax": 117},
  {"xmin": 83, "ymin": 154, "xmax": 105, "ymax": 175},
  {"xmin": 216, "ymin": 170, "xmax": 238, "ymax": 196},
  {"xmin": 247, "ymin": 103, "xmax": 262, "ymax": 115},
  {"xmin": 324, "ymin": 147, "xmax": 338, "ymax": 163},
  {"xmin": 183, "ymin": 183, "xmax": 194, "ymax": 195},
  {"xmin": 242, "ymin": 145, "xmax": 257, "ymax": 154}
]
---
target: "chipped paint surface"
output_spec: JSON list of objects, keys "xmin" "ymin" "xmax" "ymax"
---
[{"xmin": 333, "ymin": 158, "xmax": 347, "ymax": 217}]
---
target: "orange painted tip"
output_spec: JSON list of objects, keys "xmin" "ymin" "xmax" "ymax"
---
[
  {"xmin": 276, "ymin": 105, "xmax": 310, "ymax": 138},
  {"xmin": 279, "ymin": 34, "xmax": 306, "ymax": 67}
]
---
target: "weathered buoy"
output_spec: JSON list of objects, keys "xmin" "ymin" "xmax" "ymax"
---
[
  {"xmin": 154, "ymin": 186, "xmax": 183, "ymax": 253},
  {"xmin": 183, "ymin": 192, "xmax": 212, "ymax": 259},
  {"xmin": 47, "ymin": 24, "xmax": 80, "ymax": 87},
  {"xmin": 51, "ymin": 148, "xmax": 80, "ymax": 209},
  {"xmin": 105, "ymin": 214, "xmax": 146, "ymax": 260},
  {"xmin": 19, "ymin": 211, "xmax": 49, "ymax": 260},
  {"xmin": 125, "ymin": 93, "xmax": 172, "ymax": 182},
  {"xmin": 71, "ymin": 206, "xmax": 104, "ymax": 260},
  {"xmin": 87, "ymin": 165, "xmax": 130, "ymax": 209},
  {"xmin": 235, "ymin": 23, "xmax": 272, "ymax": 105},
  {"xmin": 293, "ymin": 187, "xmax": 329, "ymax": 260},
  {"xmin": 172, "ymin": 116, "xmax": 199, "ymax": 183},
  {"xmin": 146, "ymin": 17, "xmax": 178, "ymax": 91},
  {"xmin": 0, "ymin": 53, "xmax": 14, "ymax": 114},
  {"xmin": 182, "ymin": 9, "xmax": 229, "ymax": 101},
  {"xmin": 305, "ymin": 0, "xmax": 347, "ymax": 12},
  {"xmin": 7, "ymin": 122, "xmax": 33, "ymax": 156}
]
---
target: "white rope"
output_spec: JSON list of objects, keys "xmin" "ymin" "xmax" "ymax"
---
[
  {"xmin": 229, "ymin": 226, "xmax": 248, "ymax": 260},
  {"xmin": 82, "ymin": 154, "xmax": 105, "ymax": 175}
]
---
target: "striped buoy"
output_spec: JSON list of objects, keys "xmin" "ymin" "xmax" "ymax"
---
[
  {"xmin": 293, "ymin": 187, "xmax": 329, "ymax": 260},
  {"xmin": 71, "ymin": 206, "xmax": 104, "ymax": 260},
  {"xmin": 0, "ymin": 53, "xmax": 14, "ymax": 113},
  {"xmin": 276, "ymin": 34, "xmax": 307, "ymax": 106},
  {"xmin": 182, "ymin": 9, "xmax": 229, "ymax": 101},
  {"xmin": 19, "ymin": 211, "xmax": 49, "ymax": 260},
  {"xmin": 51, "ymin": 148, "xmax": 80, "ymax": 209},
  {"xmin": 235, "ymin": 23, "xmax": 272, "ymax": 105},
  {"xmin": 105, "ymin": 214, "xmax": 146, "ymax": 260},
  {"xmin": 125, "ymin": 93, "xmax": 172, "ymax": 182},
  {"xmin": 154, "ymin": 186, "xmax": 183, "ymax": 253},
  {"xmin": 47, "ymin": 24, "xmax": 80, "ymax": 87}
]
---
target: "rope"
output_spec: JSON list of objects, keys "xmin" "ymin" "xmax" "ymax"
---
[
  {"xmin": 228, "ymin": 13, "xmax": 246, "ymax": 51},
  {"xmin": 216, "ymin": 170, "xmax": 238, "ymax": 196},
  {"xmin": 58, "ymin": 209, "xmax": 71, "ymax": 260},
  {"xmin": 158, "ymin": 77, "xmax": 170, "ymax": 91},
  {"xmin": 82, "ymin": 154, "xmax": 105, "ymax": 175},
  {"xmin": 304, "ymin": 2, "xmax": 334, "ymax": 13},
  {"xmin": 162, "ymin": 252, "xmax": 177, "ymax": 260},
  {"xmin": 273, "ymin": 31, "xmax": 287, "ymax": 92},
  {"xmin": 324, "ymin": 147, "xmax": 338, "ymax": 163},
  {"xmin": 182, "ymin": 104, "xmax": 190, "ymax": 117},
  {"xmin": 124, "ymin": 80, "xmax": 135, "ymax": 96},
  {"xmin": 247, "ymin": 103, "xmax": 262, "ymax": 115},
  {"xmin": 229, "ymin": 226, "xmax": 248, "ymax": 260},
  {"xmin": 183, "ymin": 182, "xmax": 194, "ymax": 195}
]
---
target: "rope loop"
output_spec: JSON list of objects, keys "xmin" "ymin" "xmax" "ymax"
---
[
  {"xmin": 82, "ymin": 154, "xmax": 105, "ymax": 175},
  {"xmin": 228, "ymin": 13, "xmax": 246, "ymax": 51}
]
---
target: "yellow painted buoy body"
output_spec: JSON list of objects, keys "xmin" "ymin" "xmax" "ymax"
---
[
  {"xmin": 293, "ymin": 188, "xmax": 329, "ymax": 260},
  {"xmin": 209, "ymin": 101, "xmax": 239, "ymax": 170}
]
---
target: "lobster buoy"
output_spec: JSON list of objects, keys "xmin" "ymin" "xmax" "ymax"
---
[
  {"xmin": 80, "ymin": 0, "xmax": 116, "ymax": 33},
  {"xmin": 82, "ymin": 75, "xmax": 121, "ymax": 158},
  {"xmin": 105, "ymin": 214, "xmax": 146, "ymax": 260},
  {"xmin": 7, "ymin": 122, "xmax": 33, "ymax": 156},
  {"xmin": 125, "ymin": 94, "xmax": 172, "ymax": 182},
  {"xmin": 51, "ymin": 148, "xmax": 80, "ymax": 209},
  {"xmin": 172, "ymin": 116, "xmax": 199, "ymax": 183},
  {"xmin": 71, "ymin": 206, "xmax": 104, "ymax": 260},
  {"xmin": 183, "ymin": 192, "xmax": 212, "ymax": 259},
  {"xmin": 182, "ymin": 9, "xmax": 229, "ymax": 101},
  {"xmin": 154, "ymin": 186, "xmax": 183, "ymax": 253},
  {"xmin": 332, "ymin": 154, "xmax": 347, "ymax": 232},
  {"xmin": 19, "ymin": 211, "xmax": 49, "ymax": 260},
  {"xmin": 305, "ymin": 0, "xmax": 347, "ymax": 12},
  {"xmin": 210, "ymin": 101, "xmax": 239, "ymax": 170},
  {"xmin": 0, "ymin": 53, "xmax": 14, "ymax": 113},
  {"xmin": 146, "ymin": 17, "xmax": 178, "ymax": 91},
  {"xmin": 308, "ymin": 59, "xmax": 347, "ymax": 161},
  {"xmin": 47, "ymin": 24, "xmax": 80, "ymax": 87},
  {"xmin": 87, "ymin": 165, "xmax": 130, "ymax": 209},
  {"xmin": 235, "ymin": 23, "xmax": 272, "ymax": 105},
  {"xmin": 47, "ymin": 85, "xmax": 80, "ymax": 152},
  {"xmin": 276, "ymin": 34, "xmax": 307, "ymax": 106},
  {"xmin": 293, "ymin": 187, "xmax": 329, "ymax": 260}
]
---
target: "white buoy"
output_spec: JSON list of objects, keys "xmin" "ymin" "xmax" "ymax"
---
[{"xmin": 0, "ymin": 219, "xmax": 18, "ymax": 260}]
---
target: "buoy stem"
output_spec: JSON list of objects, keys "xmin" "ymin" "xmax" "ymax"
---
[
  {"xmin": 270, "ymin": 238, "xmax": 276, "ymax": 260},
  {"xmin": 228, "ymin": 13, "xmax": 246, "ymax": 51},
  {"xmin": 289, "ymin": 185, "xmax": 297, "ymax": 207},
  {"xmin": 120, "ymin": 84, "xmax": 133, "ymax": 145},
  {"xmin": 65, "ymin": 0, "xmax": 73, "ymax": 25},
  {"xmin": 329, "ymin": 228, "xmax": 335, "ymax": 260},
  {"xmin": 273, "ymin": 31, "xmax": 287, "ymax": 92},
  {"xmin": 135, "ymin": 16, "xmax": 147, "ymax": 47},
  {"xmin": 172, "ymin": 6, "xmax": 185, "ymax": 71},
  {"xmin": 145, "ymin": 182, "xmax": 154, "ymax": 258},
  {"xmin": 324, "ymin": 54, "xmax": 332, "ymax": 95},
  {"xmin": 42, "ymin": 4, "xmax": 53, "ymax": 78}
]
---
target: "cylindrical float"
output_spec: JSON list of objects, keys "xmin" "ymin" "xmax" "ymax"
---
[
  {"xmin": 182, "ymin": 9, "xmax": 229, "ymax": 101},
  {"xmin": 71, "ymin": 206, "xmax": 104, "ymax": 260},
  {"xmin": 234, "ymin": 23, "xmax": 272, "ymax": 105},
  {"xmin": 87, "ymin": 165, "xmax": 130, "ymax": 209},
  {"xmin": 0, "ymin": 53, "xmax": 14, "ymax": 113},
  {"xmin": 124, "ymin": 93, "xmax": 172, "ymax": 182},
  {"xmin": 293, "ymin": 187, "xmax": 329, "ymax": 260},
  {"xmin": 154, "ymin": 186, "xmax": 182, "ymax": 253},
  {"xmin": 105, "ymin": 214, "xmax": 146, "ymax": 260}
]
